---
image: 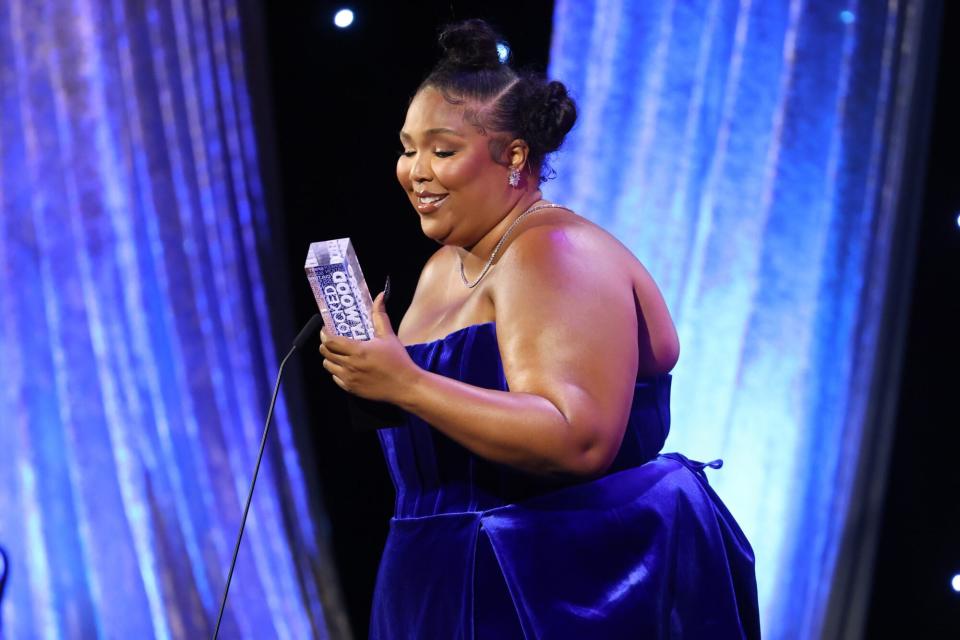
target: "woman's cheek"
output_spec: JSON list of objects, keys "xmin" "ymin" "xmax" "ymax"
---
[
  {"xmin": 435, "ymin": 159, "xmax": 468, "ymax": 190},
  {"xmin": 396, "ymin": 158, "xmax": 409, "ymax": 187}
]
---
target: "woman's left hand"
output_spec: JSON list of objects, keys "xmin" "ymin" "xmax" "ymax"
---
[{"xmin": 319, "ymin": 291, "xmax": 419, "ymax": 404}]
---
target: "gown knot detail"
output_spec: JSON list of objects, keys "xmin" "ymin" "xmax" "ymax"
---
[{"xmin": 663, "ymin": 452, "xmax": 725, "ymax": 483}]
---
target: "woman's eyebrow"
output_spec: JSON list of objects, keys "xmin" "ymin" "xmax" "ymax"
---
[{"xmin": 399, "ymin": 127, "xmax": 465, "ymax": 140}]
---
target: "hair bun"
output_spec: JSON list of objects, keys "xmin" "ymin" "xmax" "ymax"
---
[
  {"xmin": 418, "ymin": 19, "xmax": 577, "ymax": 183},
  {"xmin": 522, "ymin": 79, "xmax": 577, "ymax": 154},
  {"xmin": 437, "ymin": 19, "xmax": 505, "ymax": 71}
]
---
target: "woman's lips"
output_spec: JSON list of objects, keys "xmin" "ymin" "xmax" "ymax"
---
[{"xmin": 416, "ymin": 193, "xmax": 449, "ymax": 213}]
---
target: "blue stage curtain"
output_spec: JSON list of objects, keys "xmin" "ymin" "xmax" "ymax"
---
[
  {"xmin": 548, "ymin": 1, "xmax": 926, "ymax": 636},
  {"xmin": 0, "ymin": 0, "xmax": 333, "ymax": 637}
]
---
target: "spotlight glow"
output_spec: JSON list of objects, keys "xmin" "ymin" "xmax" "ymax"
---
[
  {"xmin": 334, "ymin": 8, "xmax": 354, "ymax": 29},
  {"xmin": 497, "ymin": 42, "xmax": 510, "ymax": 63},
  {"xmin": 952, "ymin": 574, "xmax": 960, "ymax": 593},
  {"xmin": 955, "ymin": 211, "xmax": 960, "ymax": 229},
  {"xmin": 839, "ymin": 10, "xmax": 855, "ymax": 24}
]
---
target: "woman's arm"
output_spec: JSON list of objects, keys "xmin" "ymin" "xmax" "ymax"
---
[{"xmin": 320, "ymin": 224, "xmax": 642, "ymax": 478}]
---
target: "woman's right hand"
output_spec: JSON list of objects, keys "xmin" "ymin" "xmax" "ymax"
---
[{"xmin": 319, "ymin": 292, "xmax": 423, "ymax": 406}]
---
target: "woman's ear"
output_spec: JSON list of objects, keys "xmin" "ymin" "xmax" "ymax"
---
[{"xmin": 507, "ymin": 139, "xmax": 531, "ymax": 172}]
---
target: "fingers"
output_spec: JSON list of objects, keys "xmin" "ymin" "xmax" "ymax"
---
[
  {"xmin": 319, "ymin": 326, "xmax": 360, "ymax": 355},
  {"xmin": 319, "ymin": 342, "xmax": 350, "ymax": 366},
  {"xmin": 321, "ymin": 354, "xmax": 348, "ymax": 379},
  {"xmin": 371, "ymin": 291, "xmax": 394, "ymax": 338}
]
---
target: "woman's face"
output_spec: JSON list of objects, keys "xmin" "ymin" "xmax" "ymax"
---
[{"xmin": 397, "ymin": 87, "xmax": 517, "ymax": 247}]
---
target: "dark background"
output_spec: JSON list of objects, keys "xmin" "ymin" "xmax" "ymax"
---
[
  {"xmin": 863, "ymin": 2, "xmax": 959, "ymax": 637},
  {"xmin": 253, "ymin": 1, "xmax": 958, "ymax": 636}
]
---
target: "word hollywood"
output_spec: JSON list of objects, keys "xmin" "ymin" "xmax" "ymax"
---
[
  {"xmin": 305, "ymin": 238, "xmax": 376, "ymax": 341},
  {"xmin": 323, "ymin": 270, "xmax": 369, "ymax": 339}
]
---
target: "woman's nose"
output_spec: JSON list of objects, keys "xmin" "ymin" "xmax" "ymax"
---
[{"xmin": 410, "ymin": 154, "xmax": 431, "ymax": 183}]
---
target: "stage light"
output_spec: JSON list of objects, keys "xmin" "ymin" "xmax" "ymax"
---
[
  {"xmin": 955, "ymin": 211, "xmax": 959, "ymax": 229},
  {"xmin": 839, "ymin": 10, "xmax": 855, "ymax": 24},
  {"xmin": 334, "ymin": 8, "xmax": 354, "ymax": 29},
  {"xmin": 497, "ymin": 42, "xmax": 510, "ymax": 63},
  {"xmin": 952, "ymin": 574, "xmax": 960, "ymax": 593}
]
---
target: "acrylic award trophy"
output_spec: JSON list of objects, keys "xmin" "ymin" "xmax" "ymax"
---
[
  {"xmin": 306, "ymin": 238, "xmax": 402, "ymax": 430},
  {"xmin": 305, "ymin": 238, "xmax": 375, "ymax": 341}
]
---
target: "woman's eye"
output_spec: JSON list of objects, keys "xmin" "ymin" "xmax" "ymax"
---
[{"xmin": 397, "ymin": 149, "xmax": 454, "ymax": 158}]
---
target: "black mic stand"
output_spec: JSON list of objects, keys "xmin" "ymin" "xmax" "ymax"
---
[{"xmin": 212, "ymin": 314, "xmax": 323, "ymax": 639}]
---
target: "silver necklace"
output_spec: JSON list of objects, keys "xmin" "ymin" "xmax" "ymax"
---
[{"xmin": 459, "ymin": 202, "xmax": 569, "ymax": 288}]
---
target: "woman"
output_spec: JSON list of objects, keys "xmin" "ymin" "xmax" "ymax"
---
[{"xmin": 319, "ymin": 19, "xmax": 760, "ymax": 639}]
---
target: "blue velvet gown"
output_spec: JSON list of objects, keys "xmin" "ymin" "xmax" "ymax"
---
[{"xmin": 371, "ymin": 321, "xmax": 760, "ymax": 639}]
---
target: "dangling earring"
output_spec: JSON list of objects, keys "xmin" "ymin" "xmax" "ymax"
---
[{"xmin": 508, "ymin": 167, "xmax": 521, "ymax": 188}]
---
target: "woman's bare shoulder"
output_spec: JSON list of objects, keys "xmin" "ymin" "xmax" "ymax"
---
[
  {"xmin": 498, "ymin": 208, "xmax": 679, "ymax": 374},
  {"xmin": 492, "ymin": 210, "xmax": 633, "ymax": 319},
  {"xmin": 497, "ymin": 208, "xmax": 636, "ymax": 273}
]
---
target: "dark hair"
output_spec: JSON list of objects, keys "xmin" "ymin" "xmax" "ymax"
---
[{"xmin": 417, "ymin": 19, "xmax": 577, "ymax": 183}]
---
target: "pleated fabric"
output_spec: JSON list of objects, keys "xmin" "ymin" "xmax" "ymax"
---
[{"xmin": 0, "ymin": 0, "xmax": 336, "ymax": 636}]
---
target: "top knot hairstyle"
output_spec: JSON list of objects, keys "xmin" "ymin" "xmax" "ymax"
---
[{"xmin": 418, "ymin": 19, "xmax": 578, "ymax": 183}]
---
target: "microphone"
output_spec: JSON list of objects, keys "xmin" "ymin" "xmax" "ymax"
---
[
  {"xmin": 293, "ymin": 313, "xmax": 324, "ymax": 350},
  {"xmin": 212, "ymin": 313, "xmax": 322, "ymax": 639}
]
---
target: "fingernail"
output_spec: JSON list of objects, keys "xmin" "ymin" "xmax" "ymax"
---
[{"xmin": 384, "ymin": 275, "xmax": 392, "ymax": 302}]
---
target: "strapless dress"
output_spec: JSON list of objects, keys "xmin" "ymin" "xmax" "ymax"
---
[{"xmin": 370, "ymin": 321, "xmax": 760, "ymax": 639}]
